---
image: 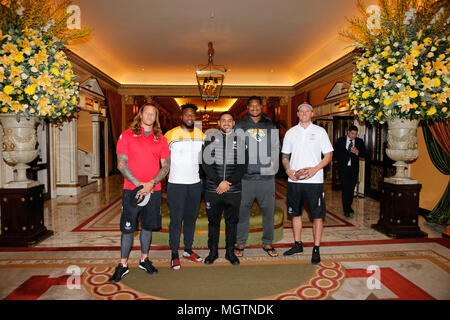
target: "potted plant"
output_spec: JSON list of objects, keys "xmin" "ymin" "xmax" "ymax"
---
[
  {"xmin": 0, "ymin": 0, "xmax": 89, "ymax": 187},
  {"xmin": 340, "ymin": 0, "xmax": 449, "ymax": 183}
]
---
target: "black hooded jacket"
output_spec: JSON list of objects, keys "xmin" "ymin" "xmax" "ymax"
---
[{"xmin": 202, "ymin": 130, "xmax": 248, "ymax": 193}]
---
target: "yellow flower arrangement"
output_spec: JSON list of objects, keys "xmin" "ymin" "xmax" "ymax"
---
[
  {"xmin": 0, "ymin": 0, "xmax": 89, "ymax": 122},
  {"xmin": 340, "ymin": 0, "xmax": 449, "ymax": 124}
]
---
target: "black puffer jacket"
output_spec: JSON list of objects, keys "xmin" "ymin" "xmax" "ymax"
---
[{"xmin": 202, "ymin": 130, "xmax": 248, "ymax": 193}]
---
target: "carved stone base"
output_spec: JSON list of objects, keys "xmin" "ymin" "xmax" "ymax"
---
[
  {"xmin": 0, "ymin": 114, "xmax": 40, "ymax": 187},
  {"xmin": 384, "ymin": 177, "xmax": 418, "ymax": 185},
  {"xmin": 386, "ymin": 117, "xmax": 419, "ymax": 181},
  {"xmin": 4, "ymin": 180, "xmax": 41, "ymax": 189}
]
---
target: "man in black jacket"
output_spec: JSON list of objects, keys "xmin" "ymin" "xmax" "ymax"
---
[
  {"xmin": 335, "ymin": 125, "xmax": 366, "ymax": 217},
  {"xmin": 234, "ymin": 96, "xmax": 280, "ymax": 258},
  {"xmin": 202, "ymin": 111, "xmax": 248, "ymax": 265}
]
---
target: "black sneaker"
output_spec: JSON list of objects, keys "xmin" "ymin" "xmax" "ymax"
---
[
  {"xmin": 139, "ymin": 258, "xmax": 158, "ymax": 274},
  {"xmin": 311, "ymin": 246, "xmax": 321, "ymax": 265},
  {"xmin": 283, "ymin": 242, "xmax": 303, "ymax": 256},
  {"xmin": 204, "ymin": 249, "xmax": 218, "ymax": 265},
  {"xmin": 109, "ymin": 263, "xmax": 129, "ymax": 283},
  {"xmin": 225, "ymin": 249, "xmax": 240, "ymax": 266}
]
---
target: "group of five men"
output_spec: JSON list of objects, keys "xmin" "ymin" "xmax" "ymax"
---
[{"xmin": 109, "ymin": 95, "xmax": 361, "ymax": 284}]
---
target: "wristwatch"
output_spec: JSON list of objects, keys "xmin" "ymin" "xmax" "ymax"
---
[{"xmin": 152, "ymin": 181, "xmax": 157, "ymax": 188}]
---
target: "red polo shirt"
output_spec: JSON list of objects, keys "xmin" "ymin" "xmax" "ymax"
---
[{"xmin": 116, "ymin": 127, "xmax": 170, "ymax": 191}]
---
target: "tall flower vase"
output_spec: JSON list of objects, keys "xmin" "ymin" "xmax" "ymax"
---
[
  {"xmin": 0, "ymin": 114, "xmax": 53, "ymax": 247},
  {"xmin": 0, "ymin": 114, "xmax": 40, "ymax": 188},
  {"xmin": 384, "ymin": 117, "xmax": 419, "ymax": 184},
  {"xmin": 373, "ymin": 116, "xmax": 427, "ymax": 238}
]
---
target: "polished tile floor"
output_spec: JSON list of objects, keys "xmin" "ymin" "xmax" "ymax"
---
[
  {"xmin": 1, "ymin": 174, "xmax": 448, "ymax": 300},
  {"xmin": 39, "ymin": 174, "xmax": 445, "ymax": 248}
]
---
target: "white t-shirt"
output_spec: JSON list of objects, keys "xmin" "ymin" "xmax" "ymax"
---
[
  {"xmin": 281, "ymin": 123, "xmax": 333, "ymax": 183},
  {"xmin": 165, "ymin": 126, "xmax": 205, "ymax": 184}
]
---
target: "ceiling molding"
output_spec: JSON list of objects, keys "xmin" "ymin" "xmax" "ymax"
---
[
  {"xmin": 293, "ymin": 50, "xmax": 360, "ymax": 95},
  {"xmin": 118, "ymin": 84, "xmax": 295, "ymax": 98},
  {"xmin": 118, "ymin": 85, "xmax": 199, "ymax": 97},
  {"xmin": 221, "ymin": 86, "xmax": 294, "ymax": 98},
  {"xmin": 65, "ymin": 49, "xmax": 121, "ymax": 90},
  {"xmin": 67, "ymin": 46, "xmax": 355, "ymax": 100}
]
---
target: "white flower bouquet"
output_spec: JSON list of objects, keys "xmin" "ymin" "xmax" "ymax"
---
[
  {"xmin": 0, "ymin": 0, "xmax": 89, "ymax": 122},
  {"xmin": 340, "ymin": 0, "xmax": 449, "ymax": 124}
]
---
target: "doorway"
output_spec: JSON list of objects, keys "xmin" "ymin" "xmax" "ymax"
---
[
  {"xmin": 331, "ymin": 116, "xmax": 355, "ymax": 190},
  {"xmin": 364, "ymin": 122, "xmax": 395, "ymax": 200}
]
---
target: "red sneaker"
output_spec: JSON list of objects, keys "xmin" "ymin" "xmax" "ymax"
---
[
  {"xmin": 182, "ymin": 251, "xmax": 203, "ymax": 262},
  {"xmin": 171, "ymin": 258, "xmax": 181, "ymax": 270}
]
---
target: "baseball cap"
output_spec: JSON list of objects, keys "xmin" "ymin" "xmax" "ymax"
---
[
  {"xmin": 297, "ymin": 102, "xmax": 313, "ymax": 111},
  {"xmin": 129, "ymin": 185, "xmax": 151, "ymax": 207}
]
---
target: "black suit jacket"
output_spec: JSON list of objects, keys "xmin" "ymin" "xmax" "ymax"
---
[{"xmin": 335, "ymin": 136, "xmax": 366, "ymax": 175}]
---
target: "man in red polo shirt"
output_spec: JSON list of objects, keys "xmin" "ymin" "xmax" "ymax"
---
[{"xmin": 109, "ymin": 103, "xmax": 170, "ymax": 283}]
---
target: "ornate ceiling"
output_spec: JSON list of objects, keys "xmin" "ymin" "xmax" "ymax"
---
[{"xmin": 68, "ymin": 0, "xmax": 376, "ymax": 86}]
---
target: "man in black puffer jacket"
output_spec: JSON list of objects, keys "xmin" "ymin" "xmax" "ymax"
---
[{"xmin": 202, "ymin": 111, "xmax": 248, "ymax": 265}]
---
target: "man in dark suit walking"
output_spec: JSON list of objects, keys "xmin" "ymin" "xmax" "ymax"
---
[{"xmin": 335, "ymin": 125, "xmax": 366, "ymax": 217}]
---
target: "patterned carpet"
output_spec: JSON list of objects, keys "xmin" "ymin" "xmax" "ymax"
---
[
  {"xmin": 1, "ymin": 176, "xmax": 447, "ymax": 302},
  {"xmin": 71, "ymin": 196, "xmax": 353, "ymax": 233},
  {"xmin": 1, "ymin": 238, "xmax": 449, "ymax": 300}
]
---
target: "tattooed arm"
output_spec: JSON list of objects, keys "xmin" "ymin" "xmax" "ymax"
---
[
  {"xmin": 139, "ymin": 158, "xmax": 170, "ymax": 195},
  {"xmin": 152, "ymin": 158, "xmax": 170, "ymax": 185},
  {"xmin": 117, "ymin": 153, "xmax": 170, "ymax": 195},
  {"xmin": 282, "ymin": 153, "xmax": 298, "ymax": 181},
  {"xmin": 117, "ymin": 153, "xmax": 141, "ymax": 187}
]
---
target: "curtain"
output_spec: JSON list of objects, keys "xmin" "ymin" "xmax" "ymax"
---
[
  {"xmin": 421, "ymin": 122, "xmax": 450, "ymax": 225},
  {"xmin": 429, "ymin": 121, "xmax": 450, "ymax": 156}
]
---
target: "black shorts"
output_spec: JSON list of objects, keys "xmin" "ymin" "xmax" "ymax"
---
[
  {"xmin": 287, "ymin": 183, "xmax": 326, "ymax": 219},
  {"xmin": 120, "ymin": 190, "xmax": 162, "ymax": 233}
]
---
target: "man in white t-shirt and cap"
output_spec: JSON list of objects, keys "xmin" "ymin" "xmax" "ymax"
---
[{"xmin": 281, "ymin": 102, "xmax": 333, "ymax": 264}]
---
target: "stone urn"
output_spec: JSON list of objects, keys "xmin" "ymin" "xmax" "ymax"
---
[
  {"xmin": 0, "ymin": 114, "xmax": 40, "ymax": 188},
  {"xmin": 385, "ymin": 116, "xmax": 419, "ymax": 184}
]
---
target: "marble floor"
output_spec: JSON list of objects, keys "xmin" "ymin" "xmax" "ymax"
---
[
  {"xmin": 38, "ymin": 174, "xmax": 445, "ymax": 248},
  {"xmin": 0, "ymin": 174, "xmax": 448, "ymax": 301}
]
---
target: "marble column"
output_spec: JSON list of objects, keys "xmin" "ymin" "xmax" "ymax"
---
[
  {"xmin": 90, "ymin": 112, "xmax": 102, "ymax": 185},
  {"xmin": 54, "ymin": 118, "xmax": 80, "ymax": 196}
]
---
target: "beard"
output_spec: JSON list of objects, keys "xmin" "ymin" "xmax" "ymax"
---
[
  {"xmin": 249, "ymin": 111, "xmax": 261, "ymax": 118},
  {"xmin": 182, "ymin": 121, "xmax": 194, "ymax": 129},
  {"xmin": 142, "ymin": 120, "xmax": 154, "ymax": 127}
]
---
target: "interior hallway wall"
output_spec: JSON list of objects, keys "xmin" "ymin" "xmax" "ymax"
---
[{"xmin": 410, "ymin": 125, "xmax": 449, "ymax": 211}]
